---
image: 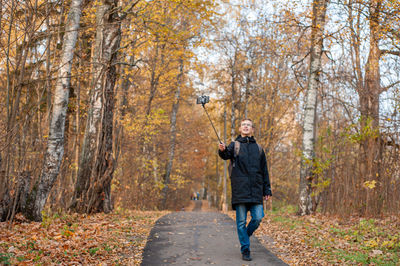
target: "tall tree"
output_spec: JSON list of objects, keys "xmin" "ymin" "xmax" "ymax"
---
[
  {"xmin": 298, "ymin": 0, "xmax": 329, "ymax": 216},
  {"xmin": 349, "ymin": 0, "xmax": 400, "ymax": 215},
  {"xmin": 230, "ymin": 47, "xmax": 239, "ymax": 140},
  {"xmin": 23, "ymin": 0, "xmax": 84, "ymax": 221},
  {"xmin": 71, "ymin": 0, "xmax": 121, "ymax": 213},
  {"xmin": 161, "ymin": 58, "xmax": 183, "ymax": 209},
  {"xmin": 358, "ymin": 0, "xmax": 382, "ymax": 215}
]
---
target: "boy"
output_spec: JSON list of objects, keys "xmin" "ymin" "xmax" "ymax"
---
[{"xmin": 218, "ymin": 119, "xmax": 272, "ymax": 261}]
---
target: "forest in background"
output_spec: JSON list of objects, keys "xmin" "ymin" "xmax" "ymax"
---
[{"xmin": 0, "ymin": 0, "xmax": 399, "ymax": 222}]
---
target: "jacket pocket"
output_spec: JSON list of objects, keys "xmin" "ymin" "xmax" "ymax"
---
[{"xmin": 231, "ymin": 176, "xmax": 250, "ymax": 200}]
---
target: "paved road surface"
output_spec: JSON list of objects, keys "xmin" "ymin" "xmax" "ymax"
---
[{"xmin": 141, "ymin": 207, "xmax": 287, "ymax": 265}]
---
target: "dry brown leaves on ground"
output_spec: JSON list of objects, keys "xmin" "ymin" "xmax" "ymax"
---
[
  {"xmin": 0, "ymin": 210, "xmax": 168, "ymax": 265},
  {"xmin": 228, "ymin": 207, "xmax": 400, "ymax": 265}
]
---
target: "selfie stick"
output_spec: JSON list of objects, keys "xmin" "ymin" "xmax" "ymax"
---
[{"xmin": 201, "ymin": 103, "xmax": 222, "ymax": 144}]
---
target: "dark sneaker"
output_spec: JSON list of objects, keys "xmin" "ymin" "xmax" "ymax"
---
[{"xmin": 242, "ymin": 249, "xmax": 252, "ymax": 261}]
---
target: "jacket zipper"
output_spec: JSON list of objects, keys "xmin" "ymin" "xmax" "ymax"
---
[{"xmin": 247, "ymin": 138, "xmax": 252, "ymax": 198}]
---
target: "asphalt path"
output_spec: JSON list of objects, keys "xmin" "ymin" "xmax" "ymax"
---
[{"xmin": 141, "ymin": 203, "xmax": 287, "ymax": 266}]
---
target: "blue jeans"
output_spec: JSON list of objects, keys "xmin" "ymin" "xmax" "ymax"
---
[{"xmin": 235, "ymin": 203, "xmax": 264, "ymax": 253}]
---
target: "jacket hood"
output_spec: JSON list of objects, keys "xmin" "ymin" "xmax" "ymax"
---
[{"xmin": 235, "ymin": 135, "xmax": 256, "ymax": 143}]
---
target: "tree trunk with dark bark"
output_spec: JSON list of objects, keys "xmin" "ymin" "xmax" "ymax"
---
[
  {"xmin": 71, "ymin": 0, "xmax": 121, "ymax": 214},
  {"xmin": 161, "ymin": 58, "xmax": 183, "ymax": 209},
  {"xmin": 230, "ymin": 49, "xmax": 238, "ymax": 141},
  {"xmin": 358, "ymin": 0, "xmax": 382, "ymax": 215}
]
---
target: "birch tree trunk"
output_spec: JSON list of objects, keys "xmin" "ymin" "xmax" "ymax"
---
[
  {"xmin": 45, "ymin": 2, "xmax": 52, "ymax": 124},
  {"xmin": 71, "ymin": 0, "xmax": 121, "ymax": 213},
  {"xmin": 70, "ymin": 2, "xmax": 107, "ymax": 210},
  {"xmin": 161, "ymin": 58, "xmax": 183, "ymax": 209},
  {"xmin": 23, "ymin": 0, "xmax": 83, "ymax": 221},
  {"xmin": 298, "ymin": 0, "xmax": 328, "ymax": 216}
]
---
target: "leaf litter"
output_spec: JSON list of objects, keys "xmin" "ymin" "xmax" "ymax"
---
[
  {"xmin": 0, "ymin": 210, "xmax": 168, "ymax": 265},
  {"xmin": 3, "ymin": 206, "xmax": 399, "ymax": 265},
  {"xmin": 228, "ymin": 208, "xmax": 400, "ymax": 265}
]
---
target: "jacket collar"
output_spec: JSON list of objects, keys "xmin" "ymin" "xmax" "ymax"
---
[{"xmin": 235, "ymin": 135, "xmax": 256, "ymax": 143}]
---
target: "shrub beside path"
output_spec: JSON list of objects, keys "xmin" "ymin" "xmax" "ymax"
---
[{"xmin": 141, "ymin": 200, "xmax": 287, "ymax": 265}]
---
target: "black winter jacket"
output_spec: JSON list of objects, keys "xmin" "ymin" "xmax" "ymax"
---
[{"xmin": 218, "ymin": 135, "xmax": 272, "ymax": 209}]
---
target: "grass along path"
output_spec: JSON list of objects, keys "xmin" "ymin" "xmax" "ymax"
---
[
  {"xmin": 0, "ymin": 209, "xmax": 168, "ymax": 265},
  {"xmin": 228, "ymin": 205, "xmax": 400, "ymax": 265}
]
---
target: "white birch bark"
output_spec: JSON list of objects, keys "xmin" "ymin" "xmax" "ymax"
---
[
  {"xmin": 299, "ymin": 0, "xmax": 329, "ymax": 216},
  {"xmin": 87, "ymin": 8, "xmax": 121, "ymax": 212},
  {"xmin": 24, "ymin": 0, "xmax": 83, "ymax": 221},
  {"xmin": 71, "ymin": 3, "xmax": 106, "ymax": 208},
  {"xmin": 72, "ymin": 0, "xmax": 121, "ymax": 213}
]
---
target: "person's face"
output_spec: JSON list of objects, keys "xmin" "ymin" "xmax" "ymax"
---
[{"xmin": 239, "ymin": 120, "xmax": 254, "ymax": 136}]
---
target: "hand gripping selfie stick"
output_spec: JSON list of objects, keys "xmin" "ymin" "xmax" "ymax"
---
[{"xmin": 197, "ymin": 95, "xmax": 222, "ymax": 144}]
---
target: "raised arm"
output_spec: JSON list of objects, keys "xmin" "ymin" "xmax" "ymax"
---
[{"xmin": 218, "ymin": 142, "xmax": 234, "ymax": 160}]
